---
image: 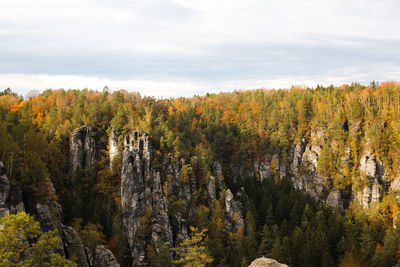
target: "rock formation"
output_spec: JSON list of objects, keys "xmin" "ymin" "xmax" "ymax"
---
[
  {"xmin": 109, "ymin": 127, "xmax": 119, "ymax": 170},
  {"xmin": 70, "ymin": 126, "xmax": 101, "ymax": 172},
  {"xmin": 207, "ymin": 176, "xmax": 217, "ymax": 199},
  {"xmin": 121, "ymin": 131, "xmax": 173, "ymax": 265},
  {"xmin": 62, "ymin": 225, "xmax": 90, "ymax": 267},
  {"xmin": 326, "ymin": 190, "xmax": 344, "ymax": 213},
  {"xmin": 0, "ymin": 161, "xmax": 24, "ymax": 217},
  {"xmin": 224, "ymin": 189, "xmax": 245, "ymax": 233},
  {"xmin": 92, "ymin": 245, "xmax": 120, "ymax": 267},
  {"xmin": 120, "ymin": 131, "xmax": 245, "ymax": 265},
  {"xmin": 246, "ymin": 124, "xmax": 398, "ymax": 211},
  {"xmin": 248, "ymin": 256, "xmax": 289, "ymax": 267}
]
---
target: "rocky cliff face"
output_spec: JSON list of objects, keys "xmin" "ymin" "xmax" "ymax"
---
[
  {"xmin": 0, "ymin": 152, "xmax": 119, "ymax": 267},
  {"xmin": 224, "ymin": 189, "xmax": 245, "ymax": 233},
  {"xmin": 62, "ymin": 225, "xmax": 90, "ymax": 267},
  {"xmin": 353, "ymin": 148, "xmax": 384, "ymax": 208},
  {"xmin": 70, "ymin": 126, "xmax": 101, "ymax": 172},
  {"xmin": 119, "ymin": 131, "xmax": 245, "ymax": 265},
  {"xmin": 249, "ymin": 122, "xmax": 400, "ymax": 212},
  {"xmin": 121, "ymin": 131, "xmax": 173, "ymax": 265},
  {"xmin": 93, "ymin": 245, "xmax": 120, "ymax": 267},
  {"xmin": 0, "ymin": 161, "xmax": 25, "ymax": 218},
  {"xmin": 34, "ymin": 176, "xmax": 119, "ymax": 267},
  {"xmin": 109, "ymin": 127, "xmax": 119, "ymax": 171}
]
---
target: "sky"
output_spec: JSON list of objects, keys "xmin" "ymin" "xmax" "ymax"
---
[{"xmin": 1, "ymin": 0, "xmax": 400, "ymax": 98}]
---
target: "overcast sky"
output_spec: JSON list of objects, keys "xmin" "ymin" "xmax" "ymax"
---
[{"xmin": 1, "ymin": 0, "xmax": 399, "ymax": 97}]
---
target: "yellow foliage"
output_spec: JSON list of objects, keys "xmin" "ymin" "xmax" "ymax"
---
[{"xmin": 172, "ymin": 227, "xmax": 213, "ymax": 267}]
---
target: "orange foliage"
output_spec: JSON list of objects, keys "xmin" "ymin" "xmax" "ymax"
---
[
  {"xmin": 195, "ymin": 105, "xmax": 203, "ymax": 115},
  {"xmin": 375, "ymin": 243, "xmax": 384, "ymax": 254},
  {"xmin": 31, "ymin": 96, "xmax": 49, "ymax": 123},
  {"xmin": 0, "ymin": 95, "xmax": 19, "ymax": 111},
  {"xmin": 173, "ymin": 99, "xmax": 187, "ymax": 113},
  {"xmin": 89, "ymin": 93, "xmax": 102, "ymax": 103}
]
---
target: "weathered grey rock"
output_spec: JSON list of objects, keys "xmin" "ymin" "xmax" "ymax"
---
[
  {"xmin": 350, "ymin": 149, "xmax": 384, "ymax": 209},
  {"xmin": 302, "ymin": 147, "xmax": 318, "ymax": 172},
  {"xmin": 62, "ymin": 225, "xmax": 90, "ymax": 267},
  {"xmin": 224, "ymin": 189, "xmax": 245, "ymax": 233},
  {"xmin": 391, "ymin": 178, "xmax": 400, "ymax": 191},
  {"xmin": 353, "ymin": 185, "xmax": 373, "ymax": 209},
  {"xmin": 291, "ymin": 141, "xmax": 306, "ymax": 176},
  {"xmin": 288, "ymin": 143, "xmax": 328, "ymax": 201},
  {"xmin": 109, "ymin": 127, "xmax": 119, "ymax": 170},
  {"xmin": 248, "ymin": 256, "xmax": 289, "ymax": 267},
  {"xmin": 362, "ymin": 186, "xmax": 371, "ymax": 208},
  {"xmin": 0, "ymin": 161, "xmax": 11, "ymax": 217},
  {"xmin": 207, "ymin": 176, "xmax": 216, "ymax": 199},
  {"xmin": 0, "ymin": 161, "xmax": 24, "ymax": 217},
  {"xmin": 371, "ymin": 179, "xmax": 380, "ymax": 205},
  {"xmin": 225, "ymin": 189, "xmax": 234, "ymax": 213},
  {"xmin": 254, "ymin": 156, "xmax": 272, "ymax": 182},
  {"xmin": 360, "ymin": 150, "xmax": 378, "ymax": 178},
  {"xmin": 326, "ymin": 189, "xmax": 344, "ymax": 213},
  {"xmin": 35, "ymin": 177, "xmax": 63, "ymax": 229},
  {"xmin": 36, "ymin": 203, "xmax": 57, "ymax": 232},
  {"xmin": 85, "ymin": 247, "xmax": 93, "ymax": 266},
  {"xmin": 69, "ymin": 126, "xmax": 101, "ymax": 172},
  {"xmin": 260, "ymin": 160, "xmax": 271, "ymax": 181},
  {"xmin": 213, "ymin": 161, "xmax": 223, "ymax": 179},
  {"xmin": 173, "ymin": 212, "xmax": 188, "ymax": 245},
  {"xmin": 121, "ymin": 132, "xmax": 173, "ymax": 265},
  {"xmin": 92, "ymin": 245, "xmax": 120, "ymax": 267}
]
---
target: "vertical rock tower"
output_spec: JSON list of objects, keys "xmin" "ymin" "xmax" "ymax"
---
[
  {"xmin": 69, "ymin": 126, "xmax": 101, "ymax": 172},
  {"xmin": 121, "ymin": 131, "xmax": 173, "ymax": 265}
]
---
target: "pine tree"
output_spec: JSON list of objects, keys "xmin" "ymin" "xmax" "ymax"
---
[
  {"xmin": 258, "ymin": 224, "xmax": 273, "ymax": 257},
  {"xmin": 244, "ymin": 211, "xmax": 258, "ymax": 262},
  {"xmin": 359, "ymin": 223, "xmax": 376, "ymax": 259}
]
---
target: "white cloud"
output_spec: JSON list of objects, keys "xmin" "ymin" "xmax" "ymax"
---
[{"xmin": 2, "ymin": 69, "xmax": 398, "ymax": 99}]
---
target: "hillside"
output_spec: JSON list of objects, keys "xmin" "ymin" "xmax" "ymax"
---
[{"xmin": 1, "ymin": 82, "xmax": 400, "ymax": 266}]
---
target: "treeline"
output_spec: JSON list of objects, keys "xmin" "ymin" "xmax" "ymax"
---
[
  {"xmin": 237, "ymin": 177, "xmax": 400, "ymax": 267},
  {"xmin": 1, "ymin": 82, "xmax": 400, "ymax": 266}
]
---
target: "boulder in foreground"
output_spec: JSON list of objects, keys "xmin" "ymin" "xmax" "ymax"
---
[{"xmin": 249, "ymin": 256, "xmax": 289, "ymax": 267}]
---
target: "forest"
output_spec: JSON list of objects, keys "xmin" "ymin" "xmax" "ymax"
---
[{"xmin": 1, "ymin": 82, "xmax": 400, "ymax": 266}]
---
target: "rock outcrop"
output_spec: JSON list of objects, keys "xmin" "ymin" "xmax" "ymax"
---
[
  {"xmin": 248, "ymin": 256, "xmax": 289, "ymax": 267},
  {"xmin": 291, "ymin": 143, "xmax": 327, "ymax": 202},
  {"xmin": 109, "ymin": 127, "xmax": 119, "ymax": 170},
  {"xmin": 62, "ymin": 225, "xmax": 90, "ymax": 267},
  {"xmin": 249, "ymin": 124, "xmax": 398, "ymax": 211},
  {"xmin": 351, "ymin": 148, "xmax": 384, "ymax": 209},
  {"xmin": 207, "ymin": 176, "xmax": 217, "ymax": 199},
  {"xmin": 92, "ymin": 245, "xmax": 120, "ymax": 267},
  {"xmin": 121, "ymin": 131, "xmax": 173, "ymax": 265},
  {"xmin": 254, "ymin": 157, "xmax": 271, "ymax": 182},
  {"xmin": 120, "ymin": 132, "xmax": 245, "ymax": 265},
  {"xmin": 70, "ymin": 126, "xmax": 101, "ymax": 172},
  {"xmin": 326, "ymin": 190, "xmax": 344, "ymax": 213},
  {"xmin": 0, "ymin": 161, "xmax": 24, "ymax": 217},
  {"xmin": 224, "ymin": 189, "xmax": 245, "ymax": 233}
]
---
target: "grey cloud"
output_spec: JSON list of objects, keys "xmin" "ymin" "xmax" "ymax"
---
[
  {"xmin": 1, "ymin": 0, "xmax": 400, "ymax": 96},
  {"xmin": 1, "ymin": 35, "xmax": 400, "ymax": 83}
]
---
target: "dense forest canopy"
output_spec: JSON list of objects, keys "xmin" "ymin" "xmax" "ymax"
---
[{"xmin": 2, "ymin": 82, "xmax": 400, "ymax": 266}]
